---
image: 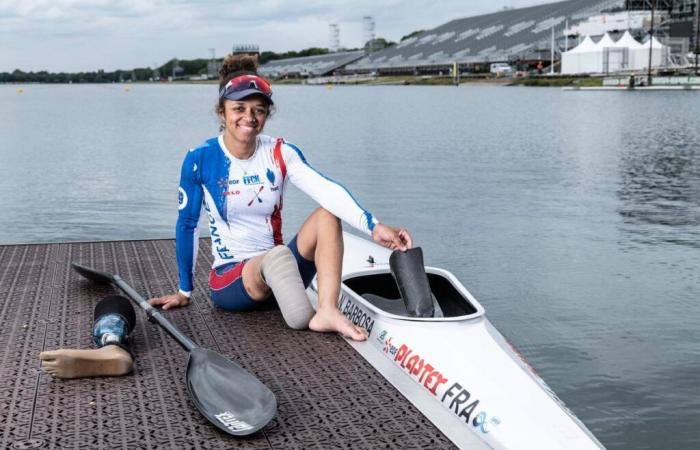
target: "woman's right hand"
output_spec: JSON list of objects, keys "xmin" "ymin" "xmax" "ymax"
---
[{"xmin": 148, "ymin": 292, "xmax": 190, "ymax": 310}]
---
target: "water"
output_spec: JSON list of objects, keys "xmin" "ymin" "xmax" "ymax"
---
[{"xmin": 1, "ymin": 83, "xmax": 699, "ymax": 449}]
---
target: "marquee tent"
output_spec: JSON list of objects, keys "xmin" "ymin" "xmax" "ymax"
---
[
  {"xmin": 635, "ymin": 36, "xmax": 669, "ymax": 70},
  {"xmin": 561, "ymin": 35, "xmax": 602, "ymax": 74},
  {"xmin": 561, "ymin": 32, "xmax": 668, "ymax": 74}
]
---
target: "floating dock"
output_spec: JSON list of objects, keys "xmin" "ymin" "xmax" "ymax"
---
[
  {"xmin": 0, "ymin": 239, "xmax": 454, "ymax": 449},
  {"xmin": 564, "ymin": 85, "xmax": 700, "ymax": 91}
]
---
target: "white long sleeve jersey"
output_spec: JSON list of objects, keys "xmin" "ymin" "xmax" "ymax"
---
[{"xmin": 176, "ymin": 134, "xmax": 378, "ymax": 294}]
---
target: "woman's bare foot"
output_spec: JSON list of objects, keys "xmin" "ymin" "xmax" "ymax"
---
[
  {"xmin": 309, "ymin": 306, "xmax": 368, "ymax": 341},
  {"xmin": 39, "ymin": 345, "xmax": 133, "ymax": 379}
]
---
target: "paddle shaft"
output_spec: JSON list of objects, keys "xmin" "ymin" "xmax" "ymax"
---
[{"xmin": 112, "ymin": 275, "xmax": 197, "ymax": 352}]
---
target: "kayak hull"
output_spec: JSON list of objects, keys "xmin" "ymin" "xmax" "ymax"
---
[{"xmin": 307, "ymin": 232, "xmax": 604, "ymax": 450}]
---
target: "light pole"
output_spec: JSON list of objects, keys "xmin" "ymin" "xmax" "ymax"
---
[
  {"xmin": 647, "ymin": 0, "xmax": 657, "ymax": 86},
  {"xmin": 550, "ymin": 25, "xmax": 555, "ymax": 75},
  {"xmin": 695, "ymin": 0, "xmax": 699, "ymax": 74}
]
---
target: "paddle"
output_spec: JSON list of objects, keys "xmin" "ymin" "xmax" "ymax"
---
[{"xmin": 71, "ymin": 263, "xmax": 277, "ymax": 436}]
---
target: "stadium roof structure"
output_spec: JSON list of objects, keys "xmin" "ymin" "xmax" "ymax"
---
[
  {"xmin": 347, "ymin": 0, "xmax": 623, "ymax": 71},
  {"xmin": 259, "ymin": 51, "xmax": 365, "ymax": 78}
]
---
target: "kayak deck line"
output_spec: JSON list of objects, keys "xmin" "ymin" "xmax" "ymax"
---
[{"xmin": 0, "ymin": 239, "xmax": 455, "ymax": 449}]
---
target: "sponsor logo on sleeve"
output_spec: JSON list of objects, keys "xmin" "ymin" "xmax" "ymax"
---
[
  {"xmin": 376, "ymin": 330, "xmax": 501, "ymax": 435},
  {"xmin": 178, "ymin": 187, "xmax": 187, "ymax": 210}
]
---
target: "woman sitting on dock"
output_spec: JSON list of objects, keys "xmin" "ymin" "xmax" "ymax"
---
[{"xmin": 148, "ymin": 54, "xmax": 411, "ymax": 341}]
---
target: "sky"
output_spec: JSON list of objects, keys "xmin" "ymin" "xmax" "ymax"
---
[{"xmin": 0, "ymin": 0, "xmax": 551, "ymax": 72}]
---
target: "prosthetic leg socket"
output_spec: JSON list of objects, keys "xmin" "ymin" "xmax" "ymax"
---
[
  {"xmin": 92, "ymin": 295, "xmax": 136, "ymax": 353},
  {"xmin": 261, "ymin": 246, "xmax": 315, "ymax": 330},
  {"xmin": 389, "ymin": 247, "xmax": 435, "ymax": 318}
]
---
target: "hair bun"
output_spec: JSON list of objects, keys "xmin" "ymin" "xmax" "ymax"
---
[{"xmin": 219, "ymin": 54, "xmax": 259, "ymax": 81}]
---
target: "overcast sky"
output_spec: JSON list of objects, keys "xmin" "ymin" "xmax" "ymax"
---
[{"xmin": 0, "ymin": 0, "xmax": 550, "ymax": 72}]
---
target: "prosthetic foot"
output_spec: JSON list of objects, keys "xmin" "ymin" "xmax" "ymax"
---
[
  {"xmin": 40, "ymin": 295, "xmax": 137, "ymax": 379},
  {"xmin": 39, "ymin": 346, "xmax": 133, "ymax": 379},
  {"xmin": 261, "ymin": 245, "xmax": 315, "ymax": 330},
  {"xmin": 389, "ymin": 247, "xmax": 435, "ymax": 318}
]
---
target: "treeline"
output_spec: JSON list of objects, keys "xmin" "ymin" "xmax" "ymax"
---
[
  {"xmin": 0, "ymin": 59, "xmax": 208, "ymax": 84},
  {"xmin": 0, "ymin": 67, "xmax": 156, "ymax": 84},
  {"xmin": 2, "ymin": 37, "xmax": 405, "ymax": 84}
]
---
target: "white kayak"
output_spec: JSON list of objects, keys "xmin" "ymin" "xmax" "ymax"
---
[{"xmin": 306, "ymin": 232, "xmax": 605, "ymax": 450}]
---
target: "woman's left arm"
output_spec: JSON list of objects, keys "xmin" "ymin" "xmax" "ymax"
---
[{"xmin": 283, "ymin": 142, "xmax": 412, "ymax": 250}]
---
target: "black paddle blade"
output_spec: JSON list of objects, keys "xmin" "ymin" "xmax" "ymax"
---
[
  {"xmin": 71, "ymin": 263, "xmax": 115, "ymax": 285},
  {"xmin": 186, "ymin": 348, "xmax": 276, "ymax": 436}
]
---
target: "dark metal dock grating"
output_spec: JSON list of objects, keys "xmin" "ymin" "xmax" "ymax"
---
[{"xmin": 0, "ymin": 239, "xmax": 454, "ymax": 449}]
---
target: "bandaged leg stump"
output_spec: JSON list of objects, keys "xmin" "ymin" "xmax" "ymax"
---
[{"xmin": 261, "ymin": 245, "xmax": 315, "ymax": 330}]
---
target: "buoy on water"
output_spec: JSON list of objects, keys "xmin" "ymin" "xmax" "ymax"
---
[{"xmin": 16, "ymin": 88, "xmax": 24, "ymax": 93}]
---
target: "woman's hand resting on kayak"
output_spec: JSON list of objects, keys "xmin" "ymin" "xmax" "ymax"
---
[
  {"xmin": 148, "ymin": 292, "xmax": 190, "ymax": 310},
  {"xmin": 372, "ymin": 223, "xmax": 413, "ymax": 251}
]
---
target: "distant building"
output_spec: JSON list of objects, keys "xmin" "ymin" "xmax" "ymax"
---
[
  {"xmin": 625, "ymin": 0, "xmax": 698, "ymax": 54},
  {"xmin": 341, "ymin": 0, "xmax": 697, "ymax": 75},
  {"xmin": 345, "ymin": 0, "xmax": 619, "ymax": 75},
  {"xmin": 232, "ymin": 44, "xmax": 260, "ymax": 56},
  {"xmin": 568, "ymin": 11, "xmax": 660, "ymax": 37},
  {"xmin": 259, "ymin": 51, "xmax": 365, "ymax": 79}
]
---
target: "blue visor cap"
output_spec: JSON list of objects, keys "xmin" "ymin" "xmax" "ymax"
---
[{"xmin": 219, "ymin": 74, "xmax": 274, "ymax": 105}]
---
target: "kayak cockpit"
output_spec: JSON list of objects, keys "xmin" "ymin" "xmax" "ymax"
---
[{"xmin": 341, "ymin": 267, "xmax": 485, "ymax": 322}]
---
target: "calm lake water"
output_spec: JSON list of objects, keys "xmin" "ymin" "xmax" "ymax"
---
[{"xmin": 1, "ymin": 83, "xmax": 699, "ymax": 449}]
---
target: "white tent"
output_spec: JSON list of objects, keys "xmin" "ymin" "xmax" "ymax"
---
[
  {"xmin": 596, "ymin": 33, "xmax": 634, "ymax": 73},
  {"xmin": 561, "ymin": 32, "xmax": 668, "ymax": 74},
  {"xmin": 615, "ymin": 31, "xmax": 643, "ymax": 49},
  {"xmin": 561, "ymin": 35, "xmax": 602, "ymax": 74},
  {"xmin": 595, "ymin": 33, "xmax": 616, "ymax": 48},
  {"xmin": 595, "ymin": 33, "xmax": 626, "ymax": 72},
  {"xmin": 614, "ymin": 31, "xmax": 644, "ymax": 70},
  {"xmin": 635, "ymin": 36, "xmax": 669, "ymax": 70}
]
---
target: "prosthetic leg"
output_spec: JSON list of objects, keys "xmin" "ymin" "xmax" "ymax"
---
[
  {"xmin": 261, "ymin": 246, "xmax": 315, "ymax": 330},
  {"xmin": 40, "ymin": 295, "xmax": 136, "ymax": 379}
]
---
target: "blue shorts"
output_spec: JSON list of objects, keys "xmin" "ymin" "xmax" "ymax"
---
[{"xmin": 209, "ymin": 235, "xmax": 316, "ymax": 311}]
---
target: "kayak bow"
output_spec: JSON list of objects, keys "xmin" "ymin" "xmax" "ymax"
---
[{"xmin": 306, "ymin": 233, "xmax": 604, "ymax": 450}]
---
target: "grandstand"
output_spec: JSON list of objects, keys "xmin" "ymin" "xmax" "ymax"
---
[
  {"xmin": 259, "ymin": 51, "xmax": 364, "ymax": 79},
  {"xmin": 259, "ymin": 0, "xmax": 697, "ymax": 78},
  {"xmin": 345, "ymin": 0, "xmax": 623, "ymax": 74}
]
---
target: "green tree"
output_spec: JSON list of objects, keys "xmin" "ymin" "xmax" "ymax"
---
[
  {"xmin": 400, "ymin": 30, "xmax": 424, "ymax": 41},
  {"xmin": 364, "ymin": 37, "xmax": 395, "ymax": 52}
]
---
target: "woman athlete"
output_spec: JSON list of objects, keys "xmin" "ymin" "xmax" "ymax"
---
[{"xmin": 148, "ymin": 54, "xmax": 411, "ymax": 341}]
